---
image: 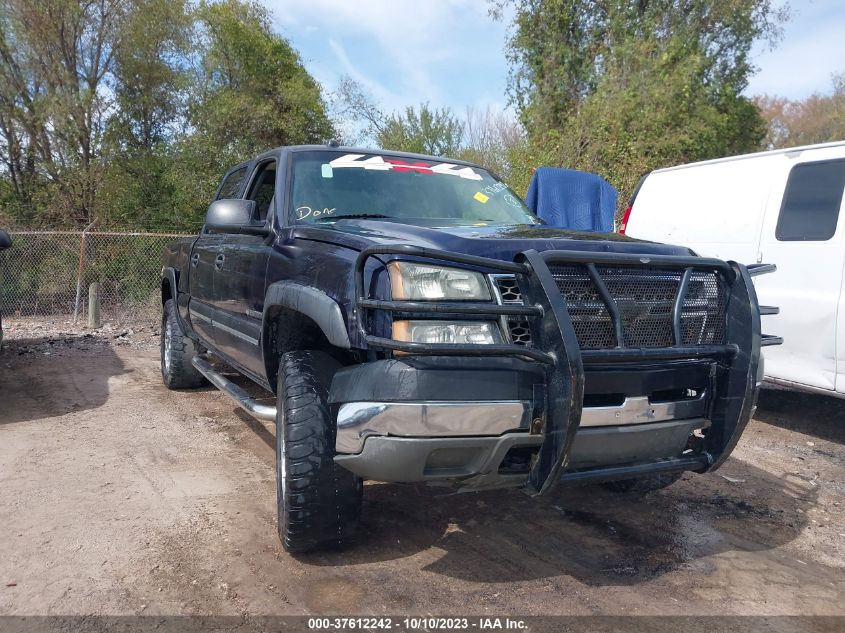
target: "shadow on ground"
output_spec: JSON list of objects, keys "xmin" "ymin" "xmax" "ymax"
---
[
  {"xmin": 0, "ymin": 335, "xmax": 126, "ymax": 425},
  {"xmin": 299, "ymin": 459, "xmax": 818, "ymax": 587},
  {"xmin": 756, "ymin": 387, "xmax": 845, "ymax": 445}
]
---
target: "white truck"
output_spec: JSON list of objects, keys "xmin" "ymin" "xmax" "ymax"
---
[{"xmin": 623, "ymin": 140, "xmax": 845, "ymax": 399}]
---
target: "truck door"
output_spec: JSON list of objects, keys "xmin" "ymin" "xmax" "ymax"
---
[
  {"xmin": 187, "ymin": 232, "xmax": 224, "ymax": 345},
  {"xmin": 188, "ymin": 164, "xmax": 250, "ymax": 347},
  {"xmin": 213, "ymin": 159, "xmax": 275, "ymax": 380},
  {"xmin": 755, "ymin": 157, "xmax": 845, "ymax": 392}
]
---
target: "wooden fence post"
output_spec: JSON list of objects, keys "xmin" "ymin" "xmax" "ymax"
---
[
  {"xmin": 88, "ymin": 282, "xmax": 101, "ymax": 328},
  {"xmin": 73, "ymin": 221, "xmax": 96, "ymax": 323}
]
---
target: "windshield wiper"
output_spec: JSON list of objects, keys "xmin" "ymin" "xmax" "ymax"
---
[{"xmin": 315, "ymin": 213, "xmax": 393, "ymax": 222}]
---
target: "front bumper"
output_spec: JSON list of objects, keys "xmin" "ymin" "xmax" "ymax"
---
[
  {"xmin": 335, "ymin": 417, "xmax": 709, "ymax": 489},
  {"xmin": 347, "ymin": 246, "xmax": 765, "ymax": 494},
  {"xmin": 331, "ymin": 356, "xmax": 716, "ymax": 490},
  {"xmin": 335, "ymin": 400, "xmax": 531, "ymax": 454}
]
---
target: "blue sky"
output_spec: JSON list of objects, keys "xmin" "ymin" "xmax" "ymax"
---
[{"xmin": 266, "ymin": 0, "xmax": 845, "ymax": 115}]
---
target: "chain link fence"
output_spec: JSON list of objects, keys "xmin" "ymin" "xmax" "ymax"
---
[{"xmin": 0, "ymin": 230, "xmax": 191, "ymax": 321}]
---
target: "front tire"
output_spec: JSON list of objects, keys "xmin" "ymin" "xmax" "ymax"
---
[
  {"xmin": 276, "ymin": 350, "xmax": 362, "ymax": 553},
  {"xmin": 160, "ymin": 299, "xmax": 205, "ymax": 389}
]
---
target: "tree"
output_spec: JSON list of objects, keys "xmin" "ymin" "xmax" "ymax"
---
[
  {"xmin": 331, "ymin": 76, "xmax": 386, "ymax": 145},
  {"xmin": 110, "ymin": 0, "xmax": 191, "ymax": 152},
  {"xmin": 458, "ymin": 106, "xmax": 527, "ymax": 180},
  {"xmin": 0, "ymin": 0, "xmax": 127, "ymax": 225},
  {"xmin": 334, "ymin": 77, "xmax": 464, "ymax": 157},
  {"xmin": 188, "ymin": 0, "xmax": 334, "ymax": 160},
  {"xmin": 95, "ymin": 0, "xmax": 192, "ymax": 230},
  {"xmin": 542, "ymin": 36, "xmax": 767, "ymax": 205},
  {"xmin": 494, "ymin": 0, "xmax": 786, "ymax": 133},
  {"xmin": 378, "ymin": 105, "xmax": 464, "ymax": 157},
  {"xmin": 0, "ymin": 0, "xmax": 335, "ymax": 230},
  {"xmin": 756, "ymin": 73, "xmax": 845, "ymax": 149},
  {"xmin": 491, "ymin": 0, "xmax": 788, "ymax": 210}
]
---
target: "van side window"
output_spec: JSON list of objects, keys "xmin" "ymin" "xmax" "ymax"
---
[
  {"xmin": 217, "ymin": 166, "xmax": 248, "ymax": 200},
  {"xmin": 776, "ymin": 159, "xmax": 845, "ymax": 241}
]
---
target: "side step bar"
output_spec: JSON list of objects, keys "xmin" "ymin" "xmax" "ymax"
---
[
  {"xmin": 192, "ymin": 356, "xmax": 277, "ymax": 422},
  {"xmin": 559, "ymin": 454, "xmax": 711, "ymax": 486}
]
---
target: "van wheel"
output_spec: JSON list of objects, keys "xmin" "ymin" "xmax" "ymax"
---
[
  {"xmin": 601, "ymin": 471, "xmax": 683, "ymax": 493},
  {"xmin": 276, "ymin": 350, "xmax": 362, "ymax": 553},
  {"xmin": 160, "ymin": 299, "xmax": 205, "ymax": 389}
]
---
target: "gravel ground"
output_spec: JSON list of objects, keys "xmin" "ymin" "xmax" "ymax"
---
[{"xmin": 0, "ymin": 318, "xmax": 843, "ymax": 624}]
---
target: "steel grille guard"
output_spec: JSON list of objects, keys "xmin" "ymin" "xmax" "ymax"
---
[{"xmin": 354, "ymin": 244, "xmax": 777, "ymax": 496}]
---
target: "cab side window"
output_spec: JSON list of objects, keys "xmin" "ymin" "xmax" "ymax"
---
[
  {"xmin": 246, "ymin": 161, "xmax": 277, "ymax": 222},
  {"xmin": 776, "ymin": 159, "xmax": 845, "ymax": 241},
  {"xmin": 216, "ymin": 166, "xmax": 248, "ymax": 200}
]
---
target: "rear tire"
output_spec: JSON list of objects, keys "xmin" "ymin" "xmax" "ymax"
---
[
  {"xmin": 601, "ymin": 471, "xmax": 683, "ymax": 493},
  {"xmin": 160, "ymin": 299, "xmax": 205, "ymax": 389},
  {"xmin": 276, "ymin": 350, "xmax": 362, "ymax": 553}
]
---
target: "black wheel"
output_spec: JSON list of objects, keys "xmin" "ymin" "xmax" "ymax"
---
[
  {"xmin": 160, "ymin": 299, "xmax": 205, "ymax": 389},
  {"xmin": 276, "ymin": 350, "xmax": 362, "ymax": 553},
  {"xmin": 601, "ymin": 471, "xmax": 683, "ymax": 493}
]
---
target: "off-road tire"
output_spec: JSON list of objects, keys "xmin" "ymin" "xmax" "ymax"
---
[
  {"xmin": 601, "ymin": 471, "xmax": 683, "ymax": 493},
  {"xmin": 160, "ymin": 299, "xmax": 205, "ymax": 389},
  {"xmin": 276, "ymin": 350, "xmax": 362, "ymax": 553}
]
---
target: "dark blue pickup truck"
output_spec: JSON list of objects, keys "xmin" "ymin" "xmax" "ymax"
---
[{"xmin": 161, "ymin": 145, "xmax": 776, "ymax": 553}]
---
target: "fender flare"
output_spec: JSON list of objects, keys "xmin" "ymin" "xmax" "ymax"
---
[
  {"xmin": 161, "ymin": 266, "xmax": 192, "ymax": 334},
  {"xmin": 161, "ymin": 266, "xmax": 179, "ymax": 304},
  {"xmin": 263, "ymin": 281, "xmax": 351, "ymax": 350}
]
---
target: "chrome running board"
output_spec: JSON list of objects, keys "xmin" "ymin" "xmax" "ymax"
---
[{"xmin": 191, "ymin": 356, "xmax": 277, "ymax": 422}]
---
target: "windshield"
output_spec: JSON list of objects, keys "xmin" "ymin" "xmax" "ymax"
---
[{"xmin": 290, "ymin": 151, "xmax": 539, "ymax": 227}]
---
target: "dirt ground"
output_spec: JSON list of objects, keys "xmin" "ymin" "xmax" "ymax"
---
[{"xmin": 1, "ymin": 317, "xmax": 844, "ymax": 621}]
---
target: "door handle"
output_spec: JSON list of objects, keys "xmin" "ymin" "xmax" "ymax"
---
[
  {"xmin": 190, "ymin": 254, "xmax": 199, "ymax": 267},
  {"xmin": 214, "ymin": 254, "xmax": 225, "ymax": 270}
]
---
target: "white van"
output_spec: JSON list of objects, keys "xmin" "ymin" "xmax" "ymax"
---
[{"xmin": 622, "ymin": 140, "xmax": 845, "ymax": 399}]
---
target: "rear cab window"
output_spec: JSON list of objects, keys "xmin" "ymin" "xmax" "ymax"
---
[{"xmin": 776, "ymin": 159, "xmax": 845, "ymax": 241}]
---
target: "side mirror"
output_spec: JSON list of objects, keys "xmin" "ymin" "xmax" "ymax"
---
[
  {"xmin": 0, "ymin": 229, "xmax": 11, "ymax": 250},
  {"xmin": 205, "ymin": 199, "xmax": 269, "ymax": 236}
]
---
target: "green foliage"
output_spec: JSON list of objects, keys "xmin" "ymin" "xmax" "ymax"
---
[
  {"xmin": 0, "ymin": 0, "xmax": 127, "ymax": 225},
  {"xmin": 494, "ymin": 0, "xmax": 787, "ymax": 211},
  {"xmin": 110, "ymin": 0, "xmax": 191, "ymax": 151},
  {"xmin": 334, "ymin": 78, "xmax": 465, "ymax": 158},
  {"xmin": 0, "ymin": 0, "xmax": 334, "ymax": 231},
  {"xmin": 497, "ymin": 0, "xmax": 786, "ymax": 132},
  {"xmin": 190, "ymin": 0, "xmax": 335, "ymax": 155},
  {"xmin": 544, "ymin": 37, "xmax": 768, "ymax": 205},
  {"xmin": 334, "ymin": 79, "xmax": 531, "ymax": 188},
  {"xmin": 377, "ymin": 105, "xmax": 464, "ymax": 157}
]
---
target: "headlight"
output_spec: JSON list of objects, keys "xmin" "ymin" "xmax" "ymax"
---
[
  {"xmin": 393, "ymin": 320, "xmax": 503, "ymax": 345},
  {"xmin": 388, "ymin": 261, "xmax": 491, "ymax": 301}
]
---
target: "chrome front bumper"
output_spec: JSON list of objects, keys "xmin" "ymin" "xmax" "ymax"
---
[
  {"xmin": 335, "ymin": 393, "xmax": 708, "ymax": 455},
  {"xmin": 334, "ymin": 395, "xmax": 709, "ymax": 488},
  {"xmin": 336, "ymin": 400, "xmax": 531, "ymax": 453}
]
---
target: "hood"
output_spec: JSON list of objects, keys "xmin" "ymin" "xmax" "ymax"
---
[{"xmin": 289, "ymin": 220, "xmax": 694, "ymax": 259}]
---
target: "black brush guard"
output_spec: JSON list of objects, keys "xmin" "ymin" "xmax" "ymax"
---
[{"xmin": 354, "ymin": 245, "xmax": 771, "ymax": 496}]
